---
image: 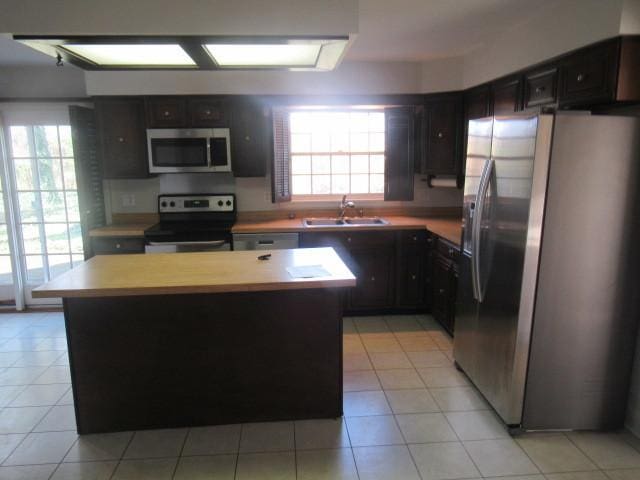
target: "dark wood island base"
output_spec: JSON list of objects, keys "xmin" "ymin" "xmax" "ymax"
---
[{"xmin": 64, "ymin": 288, "xmax": 344, "ymax": 434}]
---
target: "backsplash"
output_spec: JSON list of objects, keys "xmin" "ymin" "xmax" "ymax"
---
[{"xmin": 104, "ymin": 174, "xmax": 463, "ymax": 221}]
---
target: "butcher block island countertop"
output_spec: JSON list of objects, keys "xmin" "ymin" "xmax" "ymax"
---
[{"xmin": 32, "ymin": 247, "xmax": 355, "ymax": 299}]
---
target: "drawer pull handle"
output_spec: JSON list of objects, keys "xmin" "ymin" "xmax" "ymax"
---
[
  {"xmin": 576, "ymin": 73, "xmax": 585, "ymax": 83},
  {"xmin": 449, "ymin": 248, "xmax": 454, "ymax": 256},
  {"xmin": 535, "ymin": 86, "xmax": 546, "ymax": 93},
  {"xmin": 412, "ymin": 236, "xmax": 417, "ymax": 241}
]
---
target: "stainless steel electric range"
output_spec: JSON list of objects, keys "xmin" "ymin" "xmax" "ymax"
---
[{"xmin": 144, "ymin": 194, "xmax": 236, "ymax": 253}]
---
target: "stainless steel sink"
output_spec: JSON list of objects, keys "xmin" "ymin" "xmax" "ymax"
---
[
  {"xmin": 345, "ymin": 218, "xmax": 389, "ymax": 226},
  {"xmin": 304, "ymin": 218, "xmax": 345, "ymax": 226},
  {"xmin": 303, "ymin": 217, "xmax": 388, "ymax": 227}
]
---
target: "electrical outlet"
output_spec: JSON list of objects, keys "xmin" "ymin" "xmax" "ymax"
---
[{"xmin": 121, "ymin": 194, "xmax": 136, "ymax": 207}]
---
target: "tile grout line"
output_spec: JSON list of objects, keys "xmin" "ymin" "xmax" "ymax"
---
[
  {"xmin": 170, "ymin": 427, "xmax": 190, "ymax": 479},
  {"xmin": 109, "ymin": 429, "xmax": 137, "ymax": 480}
]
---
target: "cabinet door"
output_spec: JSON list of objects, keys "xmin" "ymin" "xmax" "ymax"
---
[
  {"xmin": 188, "ymin": 97, "xmax": 229, "ymax": 127},
  {"xmin": 431, "ymin": 253, "xmax": 455, "ymax": 335},
  {"xmin": 231, "ymin": 100, "xmax": 271, "ymax": 177},
  {"xmin": 348, "ymin": 246, "xmax": 395, "ymax": 310},
  {"xmin": 146, "ymin": 97, "xmax": 187, "ymax": 128},
  {"xmin": 491, "ymin": 76, "xmax": 522, "ymax": 115},
  {"xmin": 396, "ymin": 231, "xmax": 426, "ymax": 307},
  {"xmin": 95, "ymin": 99, "xmax": 148, "ymax": 179},
  {"xmin": 464, "ymin": 85, "xmax": 491, "ymax": 120},
  {"xmin": 384, "ymin": 107, "xmax": 415, "ymax": 201},
  {"xmin": 558, "ymin": 40, "xmax": 619, "ymax": 107},
  {"xmin": 424, "ymin": 99, "xmax": 461, "ymax": 175},
  {"xmin": 523, "ymin": 67, "xmax": 558, "ymax": 109}
]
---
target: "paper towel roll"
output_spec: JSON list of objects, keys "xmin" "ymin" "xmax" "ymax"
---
[{"xmin": 428, "ymin": 177, "xmax": 458, "ymax": 188}]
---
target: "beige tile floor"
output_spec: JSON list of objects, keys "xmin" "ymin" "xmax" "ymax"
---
[{"xmin": 0, "ymin": 311, "xmax": 637, "ymax": 479}]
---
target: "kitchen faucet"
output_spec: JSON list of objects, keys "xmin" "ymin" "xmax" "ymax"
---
[{"xmin": 338, "ymin": 195, "xmax": 355, "ymax": 218}]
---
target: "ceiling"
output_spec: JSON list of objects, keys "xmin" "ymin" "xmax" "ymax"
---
[{"xmin": 0, "ymin": 0, "xmax": 561, "ymax": 67}]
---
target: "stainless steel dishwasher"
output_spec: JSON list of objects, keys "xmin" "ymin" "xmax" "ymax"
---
[{"xmin": 232, "ymin": 232, "xmax": 299, "ymax": 250}]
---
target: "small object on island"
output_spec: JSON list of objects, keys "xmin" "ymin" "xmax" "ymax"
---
[
  {"xmin": 258, "ymin": 253, "xmax": 272, "ymax": 260},
  {"xmin": 288, "ymin": 212, "xmax": 296, "ymax": 219},
  {"xmin": 287, "ymin": 264, "xmax": 331, "ymax": 278}
]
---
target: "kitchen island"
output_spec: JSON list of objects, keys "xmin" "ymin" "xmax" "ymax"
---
[{"xmin": 33, "ymin": 248, "xmax": 355, "ymax": 434}]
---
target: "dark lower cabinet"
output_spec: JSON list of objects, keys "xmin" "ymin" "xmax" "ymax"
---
[
  {"xmin": 348, "ymin": 246, "xmax": 395, "ymax": 310},
  {"xmin": 427, "ymin": 236, "xmax": 459, "ymax": 335},
  {"xmin": 396, "ymin": 231, "xmax": 427, "ymax": 307},
  {"xmin": 91, "ymin": 237, "xmax": 145, "ymax": 255}
]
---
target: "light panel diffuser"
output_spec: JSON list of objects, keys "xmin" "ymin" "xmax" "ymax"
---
[
  {"xmin": 204, "ymin": 44, "xmax": 321, "ymax": 67},
  {"xmin": 61, "ymin": 44, "xmax": 196, "ymax": 66}
]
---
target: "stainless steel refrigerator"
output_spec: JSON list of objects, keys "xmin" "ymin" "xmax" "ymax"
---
[{"xmin": 454, "ymin": 113, "xmax": 640, "ymax": 431}]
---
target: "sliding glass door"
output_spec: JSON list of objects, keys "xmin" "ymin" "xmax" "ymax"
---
[{"xmin": 1, "ymin": 119, "xmax": 83, "ymax": 307}]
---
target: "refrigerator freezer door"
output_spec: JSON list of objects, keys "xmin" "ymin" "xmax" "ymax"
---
[{"xmin": 455, "ymin": 118, "xmax": 493, "ymax": 380}]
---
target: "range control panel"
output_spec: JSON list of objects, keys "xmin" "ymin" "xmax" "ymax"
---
[{"xmin": 158, "ymin": 194, "xmax": 235, "ymax": 213}]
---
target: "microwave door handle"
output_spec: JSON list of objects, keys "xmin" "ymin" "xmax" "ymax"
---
[
  {"xmin": 473, "ymin": 159, "xmax": 494, "ymax": 303},
  {"xmin": 471, "ymin": 159, "xmax": 491, "ymax": 301}
]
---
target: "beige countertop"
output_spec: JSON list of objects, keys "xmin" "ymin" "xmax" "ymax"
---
[
  {"xmin": 232, "ymin": 216, "xmax": 462, "ymax": 246},
  {"xmin": 88, "ymin": 215, "xmax": 462, "ymax": 246},
  {"xmin": 32, "ymin": 248, "xmax": 356, "ymax": 299}
]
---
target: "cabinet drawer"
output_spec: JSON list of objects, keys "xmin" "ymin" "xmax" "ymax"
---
[
  {"xmin": 92, "ymin": 237, "xmax": 145, "ymax": 255},
  {"xmin": 399, "ymin": 230, "xmax": 426, "ymax": 246},
  {"xmin": 558, "ymin": 41, "xmax": 618, "ymax": 106},
  {"xmin": 146, "ymin": 97, "xmax": 187, "ymax": 127},
  {"xmin": 188, "ymin": 98, "xmax": 228, "ymax": 127},
  {"xmin": 524, "ymin": 67, "xmax": 557, "ymax": 108},
  {"xmin": 435, "ymin": 238, "xmax": 460, "ymax": 262}
]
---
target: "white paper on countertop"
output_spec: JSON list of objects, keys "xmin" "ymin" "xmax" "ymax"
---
[{"xmin": 286, "ymin": 265, "xmax": 331, "ymax": 278}]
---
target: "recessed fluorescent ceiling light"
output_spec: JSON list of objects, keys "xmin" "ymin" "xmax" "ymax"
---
[
  {"xmin": 60, "ymin": 44, "xmax": 196, "ymax": 66},
  {"xmin": 204, "ymin": 44, "xmax": 322, "ymax": 67}
]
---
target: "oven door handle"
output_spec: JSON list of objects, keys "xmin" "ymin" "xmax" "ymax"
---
[{"xmin": 147, "ymin": 240, "xmax": 227, "ymax": 247}]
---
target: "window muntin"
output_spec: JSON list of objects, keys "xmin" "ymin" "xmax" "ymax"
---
[{"xmin": 289, "ymin": 110, "xmax": 385, "ymax": 198}]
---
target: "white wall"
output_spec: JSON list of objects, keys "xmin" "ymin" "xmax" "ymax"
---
[
  {"xmin": 461, "ymin": 0, "xmax": 625, "ymax": 88},
  {"xmin": 104, "ymin": 173, "xmax": 463, "ymax": 218},
  {"xmin": 0, "ymin": 0, "xmax": 357, "ymax": 37},
  {"xmin": 0, "ymin": 66, "xmax": 86, "ymax": 98}
]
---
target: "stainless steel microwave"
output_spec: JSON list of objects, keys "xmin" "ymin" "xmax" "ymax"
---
[{"xmin": 147, "ymin": 128, "xmax": 232, "ymax": 173}]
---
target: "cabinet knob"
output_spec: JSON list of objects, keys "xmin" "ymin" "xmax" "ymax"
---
[
  {"xmin": 535, "ymin": 86, "xmax": 546, "ymax": 93},
  {"xmin": 245, "ymin": 135, "xmax": 251, "ymax": 141},
  {"xmin": 347, "ymin": 237, "xmax": 352, "ymax": 242},
  {"xmin": 448, "ymin": 248, "xmax": 454, "ymax": 256},
  {"xmin": 204, "ymin": 109, "xmax": 211, "ymax": 116},
  {"xmin": 412, "ymin": 235, "xmax": 417, "ymax": 241},
  {"xmin": 116, "ymin": 243, "xmax": 121, "ymax": 249},
  {"xmin": 576, "ymin": 73, "xmax": 585, "ymax": 83},
  {"xmin": 439, "ymin": 288, "xmax": 445, "ymax": 294},
  {"xmin": 427, "ymin": 238, "xmax": 433, "ymax": 244},
  {"xmin": 163, "ymin": 110, "xmax": 170, "ymax": 116},
  {"xmin": 437, "ymin": 132, "xmax": 444, "ymax": 139},
  {"xmin": 370, "ymin": 276, "xmax": 375, "ymax": 281},
  {"xmin": 117, "ymin": 137, "xmax": 124, "ymax": 143},
  {"xmin": 411, "ymin": 274, "xmax": 417, "ymax": 280}
]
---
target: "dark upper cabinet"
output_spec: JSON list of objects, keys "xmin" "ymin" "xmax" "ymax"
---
[
  {"xmin": 384, "ymin": 107, "xmax": 415, "ymax": 201},
  {"xmin": 146, "ymin": 97, "xmax": 187, "ymax": 128},
  {"xmin": 95, "ymin": 98, "xmax": 149, "ymax": 179},
  {"xmin": 146, "ymin": 96, "xmax": 230, "ymax": 128},
  {"xmin": 230, "ymin": 99, "xmax": 271, "ymax": 177},
  {"xmin": 418, "ymin": 95, "xmax": 463, "ymax": 176},
  {"xmin": 464, "ymin": 85, "xmax": 492, "ymax": 120},
  {"xmin": 188, "ymin": 97, "xmax": 229, "ymax": 127},
  {"xmin": 523, "ymin": 66, "xmax": 558, "ymax": 109},
  {"xmin": 491, "ymin": 76, "xmax": 522, "ymax": 115},
  {"xmin": 558, "ymin": 39, "xmax": 619, "ymax": 107}
]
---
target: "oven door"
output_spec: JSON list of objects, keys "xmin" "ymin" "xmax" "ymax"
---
[{"xmin": 145, "ymin": 240, "xmax": 231, "ymax": 253}]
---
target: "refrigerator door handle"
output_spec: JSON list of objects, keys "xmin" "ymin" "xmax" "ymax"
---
[{"xmin": 472, "ymin": 158, "xmax": 494, "ymax": 302}]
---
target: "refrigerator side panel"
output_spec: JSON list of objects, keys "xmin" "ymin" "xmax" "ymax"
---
[{"xmin": 524, "ymin": 115, "xmax": 640, "ymax": 430}]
